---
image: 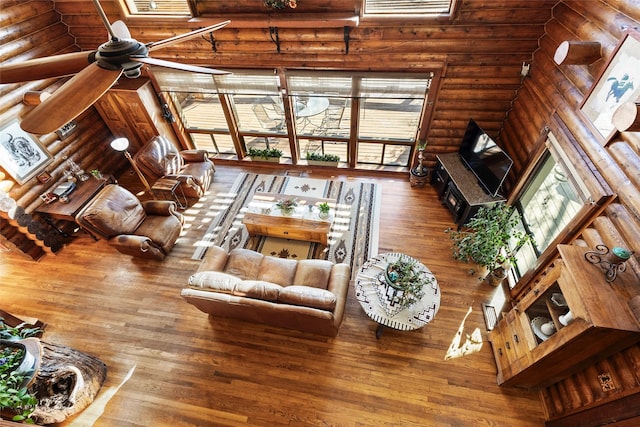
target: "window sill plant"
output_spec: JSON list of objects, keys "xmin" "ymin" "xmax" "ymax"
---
[
  {"xmin": 247, "ymin": 147, "xmax": 283, "ymax": 162},
  {"xmin": 306, "ymin": 152, "xmax": 340, "ymax": 166},
  {"xmin": 264, "ymin": 0, "xmax": 298, "ymax": 9}
]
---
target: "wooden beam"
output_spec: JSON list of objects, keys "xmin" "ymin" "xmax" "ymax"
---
[
  {"xmin": 188, "ymin": 13, "xmax": 359, "ymax": 29},
  {"xmin": 612, "ymin": 101, "xmax": 640, "ymax": 132},
  {"xmin": 553, "ymin": 41, "xmax": 601, "ymax": 65}
]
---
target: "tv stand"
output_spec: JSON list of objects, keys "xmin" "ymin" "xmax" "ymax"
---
[{"xmin": 431, "ymin": 153, "xmax": 506, "ymax": 229}]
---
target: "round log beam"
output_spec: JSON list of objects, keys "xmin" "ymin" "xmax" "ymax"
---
[
  {"xmin": 22, "ymin": 91, "xmax": 51, "ymax": 106},
  {"xmin": 554, "ymin": 41, "xmax": 602, "ymax": 65},
  {"xmin": 612, "ymin": 101, "xmax": 640, "ymax": 132}
]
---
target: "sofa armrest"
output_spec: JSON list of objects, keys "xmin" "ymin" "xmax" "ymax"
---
[
  {"xmin": 197, "ymin": 245, "xmax": 230, "ymax": 273},
  {"xmin": 180, "ymin": 150, "xmax": 209, "ymax": 163},
  {"xmin": 327, "ymin": 263, "xmax": 351, "ymax": 327},
  {"xmin": 109, "ymin": 235, "xmax": 165, "ymax": 260}
]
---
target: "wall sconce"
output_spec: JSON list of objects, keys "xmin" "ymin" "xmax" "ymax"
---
[
  {"xmin": 520, "ymin": 62, "xmax": 531, "ymax": 78},
  {"xmin": 585, "ymin": 244, "xmax": 634, "ymax": 282},
  {"xmin": 110, "ymin": 138, "xmax": 153, "ymax": 196}
]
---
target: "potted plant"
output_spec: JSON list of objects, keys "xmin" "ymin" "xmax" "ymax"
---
[
  {"xmin": 447, "ymin": 203, "xmax": 533, "ymax": 285},
  {"xmin": 306, "ymin": 152, "xmax": 340, "ymax": 167},
  {"xmin": 90, "ymin": 169, "xmax": 103, "ymax": 179},
  {"xmin": 247, "ymin": 147, "xmax": 283, "ymax": 163},
  {"xmin": 275, "ymin": 197, "xmax": 298, "ymax": 215},
  {"xmin": 410, "ymin": 141, "xmax": 429, "ymax": 187},
  {"xmin": 317, "ymin": 202, "xmax": 331, "ymax": 219},
  {"xmin": 0, "ymin": 319, "xmax": 41, "ymax": 423},
  {"xmin": 384, "ymin": 257, "xmax": 433, "ymax": 308}
]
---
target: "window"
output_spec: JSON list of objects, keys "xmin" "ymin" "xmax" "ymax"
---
[
  {"xmin": 364, "ymin": 0, "xmax": 454, "ymax": 16},
  {"xmin": 122, "ymin": 0, "xmax": 190, "ymax": 15},
  {"xmin": 152, "ymin": 67, "xmax": 433, "ymax": 168}
]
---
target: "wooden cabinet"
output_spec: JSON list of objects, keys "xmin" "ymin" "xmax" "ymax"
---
[
  {"xmin": 432, "ymin": 153, "xmax": 505, "ymax": 229},
  {"xmin": 489, "ymin": 244, "xmax": 640, "ymax": 390},
  {"xmin": 94, "ymin": 78, "xmax": 180, "ymax": 153}
]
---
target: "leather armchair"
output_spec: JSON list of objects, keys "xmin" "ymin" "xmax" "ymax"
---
[
  {"xmin": 134, "ymin": 135, "xmax": 215, "ymax": 198},
  {"xmin": 75, "ymin": 184, "xmax": 183, "ymax": 260}
]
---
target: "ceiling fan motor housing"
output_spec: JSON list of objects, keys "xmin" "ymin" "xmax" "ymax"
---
[{"xmin": 95, "ymin": 39, "xmax": 148, "ymax": 78}]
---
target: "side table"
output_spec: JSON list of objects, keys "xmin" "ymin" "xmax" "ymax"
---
[
  {"xmin": 152, "ymin": 178, "xmax": 187, "ymax": 209},
  {"xmin": 355, "ymin": 252, "xmax": 440, "ymax": 338}
]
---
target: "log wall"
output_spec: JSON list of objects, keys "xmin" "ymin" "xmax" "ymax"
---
[
  {"xmin": 0, "ymin": 1, "xmax": 127, "ymax": 259},
  {"xmin": 498, "ymin": 0, "xmax": 640, "ymax": 423}
]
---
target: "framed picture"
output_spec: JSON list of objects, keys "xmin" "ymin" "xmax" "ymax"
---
[
  {"xmin": 0, "ymin": 119, "xmax": 53, "ymax": 184},
  {"xmin": 579, "ymin": 30, "xmax": 640, "ymax": 143}
]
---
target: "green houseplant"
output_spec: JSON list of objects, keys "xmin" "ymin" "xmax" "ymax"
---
[
  {"xmin": 275, "ymin": 197, "xmax": 298, "ymax": 215},
  {"xmin": 306, "ymin": 152, "xmax": 340, "ymax": 166},
  {"xmin": 247, "ymin": 147, "xmax": 283, "ymax": 162},
  {"xmin": 384, "ymin": 258, "xmax": 432, "ymax": 308},
  {"xmin": 447, "ymin": 203, "xmax": 533, "ymax": 282},
  {"xmin": 317, "ymin": 201, "xmax": 330, "ymax": 219}
]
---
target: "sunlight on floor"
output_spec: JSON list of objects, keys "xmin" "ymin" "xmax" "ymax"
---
[
  {"xmin": 444, "ymin": 306, "xmax": 483, "ymax": 360},
  {"xmin": 67, "ymin": 365, "xmax": 136, "ymax": 426}
]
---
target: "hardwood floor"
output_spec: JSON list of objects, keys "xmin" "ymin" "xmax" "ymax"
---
[{"xmin": 0, "ymin": 164, "xmax": 544, "ymax": 426}]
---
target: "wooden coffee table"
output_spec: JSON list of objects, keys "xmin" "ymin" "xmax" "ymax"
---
[{"xmin": 242, "ymin": 192, "xmax": 335, "ymax": 246}]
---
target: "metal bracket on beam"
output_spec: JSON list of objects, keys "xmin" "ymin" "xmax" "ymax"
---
[
  {"xmin": 201, "ymin": 31, "xmax": 217, "ymax": 52},
  {"xmin": 269, "ymin": 26, "xmax": 281, "ymax": 53},
  {"xmin": 344, "ymin": 26, "xmax": 351, "ymax": 54}
]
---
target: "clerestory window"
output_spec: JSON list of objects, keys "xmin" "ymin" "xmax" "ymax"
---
[
  {"xmin": 122, "ymin": 0, "xmax": 191, "ymax": 15},
  {"xmin": 363, "ymin": 0, "xmax": 455, "ymax": 16}
]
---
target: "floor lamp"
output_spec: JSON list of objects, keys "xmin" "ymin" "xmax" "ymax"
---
[{"xmin": 110, "ymin": 138, "xmax": 154, "ymax": 196}]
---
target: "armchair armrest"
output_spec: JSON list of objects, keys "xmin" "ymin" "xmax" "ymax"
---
[
  {"xmin": 180, "ymin": 150, "xmax": 209, "ymax": 163},
  {"xmin": 142, "ymin": 200, "xmax": 177, "ymax": 216},
  {"xmin": 109, "ymin": 235, "xmax": 165, "ymax": 260}
]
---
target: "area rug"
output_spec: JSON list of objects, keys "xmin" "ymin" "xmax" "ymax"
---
[{"xmin": 191, "ymin": 173, "xmax": 381, "ymax": 277}]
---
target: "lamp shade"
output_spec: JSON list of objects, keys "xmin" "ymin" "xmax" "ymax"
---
[{"xmin": 110, "ymin": 137, "xmax": 130, "ymax": 151}]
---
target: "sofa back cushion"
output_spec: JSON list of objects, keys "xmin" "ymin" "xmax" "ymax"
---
[
  {"xmin": 293, "ymin": 259, "xmax": 333, "ymax": 289},
  {"xmin": 257, "ymin": 256, "xmax": 298, "ymax": 286},
  {"xmin": 278, "ymin": 286, "xmax": 337, "ymax": 311},
  {"xmin": 135, "ymin": 136, "xmax": 184, "ymax": 180},
  {"xmin": 224, "ymin": 249, "xmax": 264, "ymax": 279}
]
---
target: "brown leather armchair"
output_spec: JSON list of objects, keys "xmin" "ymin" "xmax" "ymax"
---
[
  {"xmin": 76, "ymin": 184, "xmax": 183, "ymax": 260},
  {"xmin": 134, "ymin": 135, "xmax": 215, "ymax": 198}
]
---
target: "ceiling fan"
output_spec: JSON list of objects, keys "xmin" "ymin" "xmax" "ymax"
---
[{"xmin": 0, "ymin": 0, "xmax": 230, "ymax": 135}]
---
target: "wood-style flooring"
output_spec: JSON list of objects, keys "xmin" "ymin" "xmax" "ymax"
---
[{"xmin": 0, "ymin": 163, "xmax": 544, "ymax": 426}]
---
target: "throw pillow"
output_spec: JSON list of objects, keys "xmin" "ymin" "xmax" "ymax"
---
[
  {"xmin": 188, "ymin": 271, "xmax": 240, "ymax": 293},
  {"xmin": 278, "ymin": 285, "xmax": 337, "ymax": 311}
]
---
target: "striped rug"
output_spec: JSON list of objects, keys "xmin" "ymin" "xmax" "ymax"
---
[{"xmin": 191, "ymin": 173, "xmax": 381, "ymax": 277}]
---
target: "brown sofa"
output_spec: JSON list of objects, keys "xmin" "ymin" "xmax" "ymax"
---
[
  {"xmin": 181, "ymin": 246, "xmax": 351, "ymax": 336},
  {"xmin": 134, "ymin": 135, "xmax": 215, "ymax": 198},
  {"xmin": 76, "ymin": 184, "xmax": 183, "ymax": 260}
]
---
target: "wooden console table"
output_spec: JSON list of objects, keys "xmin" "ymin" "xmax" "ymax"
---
[
  {"xmin": 242, "ymin": 192, "xmax": 334, "ymax": 246},
  {"xmin": 432, "ymin": 153, "xmax": 505, "ymax": 228}
]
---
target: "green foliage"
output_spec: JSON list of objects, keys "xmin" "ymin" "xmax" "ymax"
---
[
  {"xmin": 447, "ymin": 203, "xmax": 533, "ymax": 272},
  {"xmin": 0, "ymin": 319, "xmax": 40, "ymax": 422},
  {"xmin": 385, "ymin": 258, "xmax": 432, "ymax": 307},
  {"xmin": 306, "ymin": 152, "xmax": 340, "ymax": 162},
  {"xmin": 247, "ymin": 147, "xmax": 283, "ymax": 159},
  {"xmin": 318, "ymin": 202, "xmax": 330, "ymax": 214},
  {"xmin": 275, "ymin": 197, "xmax": 298, "ymax": 213}
]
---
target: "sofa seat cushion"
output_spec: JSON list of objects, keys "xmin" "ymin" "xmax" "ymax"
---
[
  {"xmin": 225, "ymin": 249, "xmax": 264, "ymax": 279},
  {"xmin": 236, "ymin": 280, "xmax": 282, "ymax": 301},
  {"xmin": 257, "ymin": 256, "xmax": 298, "ymax": 286},
  {"xmin": 278, "ymin": 286, "xmax": 337, "ymax": 311},
  {"xmin": 180, "ymin": 162, "xmax": 213, "ymax": 190},
  {"xmin": 293, "ymin": 259, "xmax": 334, "ymax": 289}
]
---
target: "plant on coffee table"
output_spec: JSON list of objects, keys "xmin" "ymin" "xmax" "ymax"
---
[
  {"xmin": 275, "ymin": 197, "xmax": 298, "ymax": 215},
  {"xmin": 384, "ymin": 258, "xmax": 432, "ymax": 308}
]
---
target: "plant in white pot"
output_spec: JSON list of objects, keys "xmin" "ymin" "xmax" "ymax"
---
[{"xmin": 447, "ymin": 203, "xmax": 533, "ymax": 285}]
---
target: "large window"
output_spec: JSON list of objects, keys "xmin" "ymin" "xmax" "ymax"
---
[
  {"xmin": 152, "ymin": 68, "xmax": 432, "ymax": 168},
  {"xmin": 122, "ymin": 0, "xmax": 190, "ymax": 14}
]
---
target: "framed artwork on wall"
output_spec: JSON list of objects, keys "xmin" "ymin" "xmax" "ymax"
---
[
  {"xmin": 579, "ymin": 30, "xmax": 640, "ymax": 143},
  {"xmin": 0, "ymin": 119, "xmax": 53, "ymax": 184}
]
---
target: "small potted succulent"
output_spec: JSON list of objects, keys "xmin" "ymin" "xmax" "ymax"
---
[{"xmin": 317, "ymin": 202, "xmax": 331, "ymax": 219}]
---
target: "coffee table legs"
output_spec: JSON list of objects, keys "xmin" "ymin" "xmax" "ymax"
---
[{"xmin": 375, "ymin": 324, "xmax": 385, "ymax": 339}]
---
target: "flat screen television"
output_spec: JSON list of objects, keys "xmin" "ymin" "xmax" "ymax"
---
[{"xmin": 459, "ymin": 119, "xmax": 513, "ymax": 197}]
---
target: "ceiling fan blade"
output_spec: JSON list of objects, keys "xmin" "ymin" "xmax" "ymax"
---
[
  {"xmin": 132, "ymin": 57, "xmax": 230, "ymax": 75},
  {"xmin": 20, "ymin": 63, "xmax": 122, "ymax": 135},
  {"xmin": 0, "ymin": 51, "xmax": 96, "ymax": 84},
  {"xmin": 111, "ymin": 20, "xmax": 131, "ymax": 39},
  {"xmin": 147, "ymin": 21, "xmax": 230, "ymax": 52}
]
